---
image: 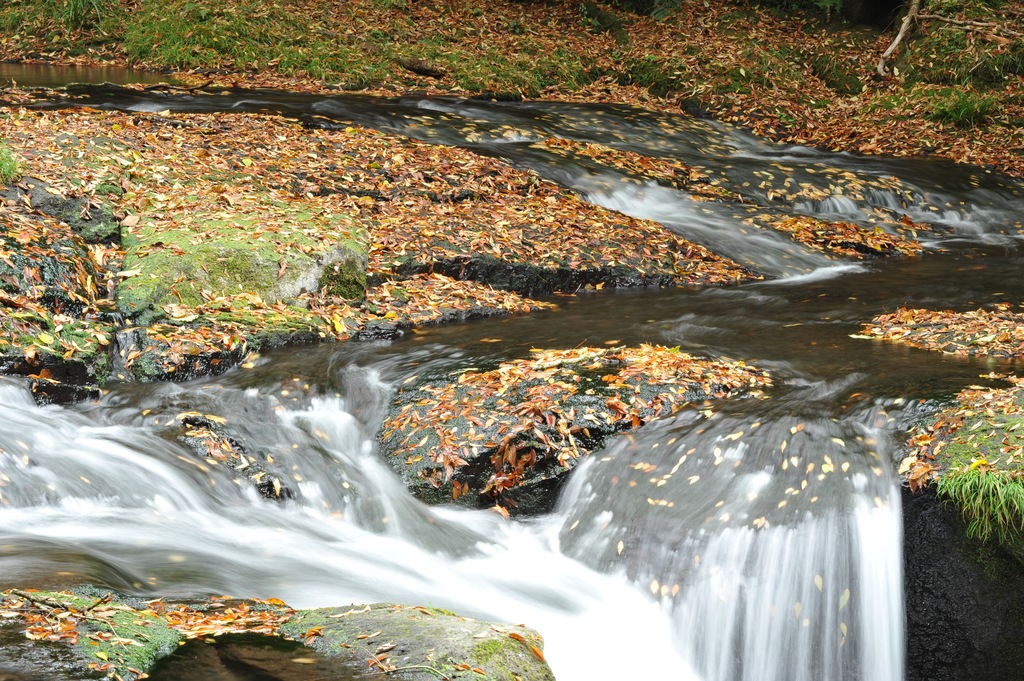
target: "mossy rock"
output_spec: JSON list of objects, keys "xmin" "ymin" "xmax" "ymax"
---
[
  {"xmin": 281, "ymin": 604, "xmax": 555, "ymax": 681},
  {"xmin": 903, "ymin": 379, "xmax": 1024, "ymax": 555},
  {"xmin": 117, "ymin": 234, "xmax": 365, "ymax": 324},
  {"xmin": 0, "ymin": 588, "xmax": 183, "ymax": 680},
  {"xmin": 116, "ymin": 207, "xmax": 368, "ymax": 326}
]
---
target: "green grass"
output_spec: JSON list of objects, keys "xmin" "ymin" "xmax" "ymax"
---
[
  {"xmin": 0, "ymin": 143, "xmax": 21, "ymax": 185},
  {"xmin": 937, "ymin": 468, "xmax": 1024, "ymax": 546},
  {"xmin": 0, "ymin": 0, "xmax": 117, "ymax": 31},
  {"xmin": 927, "ymin": 88, "xmax": 998, "ymax": 128}
]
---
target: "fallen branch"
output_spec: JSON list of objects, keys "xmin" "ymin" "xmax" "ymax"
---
[
  {"xmin": 9, "ymin": 589, "xmax": 65, "ymax": 610},
  {"xmin": 916, "ymin": 13, "xmax": 1024, "ymax": 39},
  {"xmin": 385, "ymin": 664, "xmax": 451, "ymax": 679},
  {"xmin": 878, "ymin": 0, "xmax": 922, "ymax": 77}
]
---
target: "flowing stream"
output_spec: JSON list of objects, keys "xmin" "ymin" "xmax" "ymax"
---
[{"xmin": 4, "ymin": 76, "xmax": 1024, "ymax": 679}]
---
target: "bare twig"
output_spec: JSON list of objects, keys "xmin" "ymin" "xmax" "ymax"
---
[
  {"xmin": 878, "ymin": 0, "xmax": 922, "ymax": 77},
  {"xmin": 384, "ymin": 664, "xmax": 451, "ymax": 680},
  {"xmin": 9, "ymin": 589, "xmax": 65, "ymax": 610},
  {"xmin": 85, "ymin": 592, "xmax": 114, "ymax": 612}
]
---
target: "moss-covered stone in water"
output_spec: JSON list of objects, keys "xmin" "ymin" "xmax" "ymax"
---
[
  {"xmin": 906, "ymin": 380, "xmax": 1024, "ymax": 554},
  {"xmin": 281, "ymin": 603, "xmax": 555, "ymax": 681},
  {"xmin": 117, "ymin": 202, "xmax": 369, "ymax": 324}
]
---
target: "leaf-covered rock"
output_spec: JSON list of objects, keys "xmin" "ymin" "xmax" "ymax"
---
[
  {"xmin": 0, "ymin": 200, "xmax": 115, "ymax": 399},
  {"xmin": 859, "ymin": 304, "xmax": 1024, "ymax": 358},
  {"xmin": 901, "ymin": 375, "xmax": 1024, "ymax": 551},
  {"xmin": 282, "ymin": 603, "xmax": 555, "ymax": 681},
  {"xmin": 378, "ymin": 344, "xmax": 771, "ymax": 513},
  {"xmin": 0, "ymin": 590, "xmax": 555, "ymax": 681}
]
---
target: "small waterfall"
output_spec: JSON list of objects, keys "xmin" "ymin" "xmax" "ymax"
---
[{"xmin": 557, "ymin": 387, "xmax": 905, "ymax": 681}]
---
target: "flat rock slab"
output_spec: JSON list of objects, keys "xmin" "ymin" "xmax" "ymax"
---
[
  {"xmin": 281, "ymin": 604, "xmax": 555, "ymax": 681},
  {"xmin": 378, "ymin": 344, "xmax": 772, "ymax": 513}
]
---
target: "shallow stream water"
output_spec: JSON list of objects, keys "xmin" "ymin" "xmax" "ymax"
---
[{"xmin": 3, "ymin": 70, "xmax": 1024, "ymax": 680}]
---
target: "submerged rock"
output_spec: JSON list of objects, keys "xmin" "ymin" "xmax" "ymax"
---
[
  {"xmin": 378, "ymin": 344, "xmax": 772, "ymax": 513},
  {"xmin": 173, "ymin": 411, "xmax": 295, "ymax": 500}
]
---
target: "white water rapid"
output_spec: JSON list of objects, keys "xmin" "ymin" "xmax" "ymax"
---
[{"xmin": 0, "ymin": 362, "xmax": 905, "ymax": 681}]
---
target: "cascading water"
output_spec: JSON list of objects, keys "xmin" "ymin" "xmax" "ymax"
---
[
  {"xmin": 556, "ymin": 386, "xmax": 904, "ymax": 681},
  {"xmin": 7, "ymin": 77, "xmax": 1024, "ymax": 678},
  {"xmin": 0, "ymin": 378, "xmax": 696, "ymax": 680}
]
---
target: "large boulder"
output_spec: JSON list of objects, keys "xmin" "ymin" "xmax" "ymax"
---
[{"xmin": 904, "ymin": 485, "xmax": 1024, "ymax": 681}]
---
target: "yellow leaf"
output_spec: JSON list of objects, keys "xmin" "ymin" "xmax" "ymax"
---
[
  {"xmin": 37, "ymin": 332, "xmax": 54, "ymax": 345},
  {"xmin": 96, "ymin": 651, "xmax": 108, "ymax": 661}
]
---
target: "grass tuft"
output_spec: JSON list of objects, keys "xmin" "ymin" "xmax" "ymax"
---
[
  {"xmin": 936, "ymin": 468, "xmax": 1024, "ymax": 545},
  {"xmin": 0, "ymin": 143, "xmax": 21, "ymax": 185},
  {"xmin": 927, "ymin": 88, "xmax": 998, "ymax": 128}
]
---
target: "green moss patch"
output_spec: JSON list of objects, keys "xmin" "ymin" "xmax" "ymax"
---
[{"xmin": 1, "ymin": 589, "xmax": 296, "ymax": 680}]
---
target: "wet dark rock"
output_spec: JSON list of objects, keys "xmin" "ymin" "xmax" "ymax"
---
[
  {"xmin": 384, "ymin": 254, "xmax": 678, "ymax": 298},
  {"xmin": 174, "ymin": 413, "xmax": 295, "ymax": 501},
  {"xmin": 903, "ymin": 485, "xmax": 1024, "ymax": 681},
  {"xmin": 0, "ymin": 621, "xmax": 78, "ymax": 681}
]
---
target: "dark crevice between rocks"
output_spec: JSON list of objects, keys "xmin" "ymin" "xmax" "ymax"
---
[
  {"xmin": 377, "ymin": 254, "xmax": 682, "ymax": 299},
  {"xmin": 148, "ymin": 633, "xmax": 370, "ymax": 681}
]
